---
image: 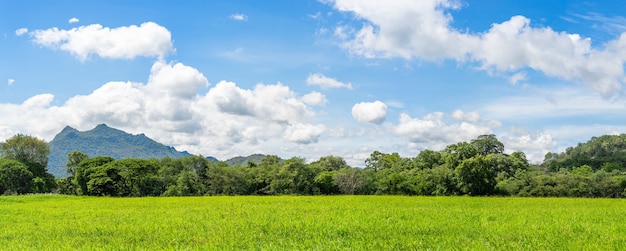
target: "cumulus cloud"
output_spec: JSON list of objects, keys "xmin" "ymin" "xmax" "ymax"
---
[
  {"xmin": 501, "ymin": 126, "xmax": 557, "ymax": 163},
  {"xmin": 230, "ymin": 13, "xmax": 248, "ymax": 21},
  {"xmin": 351, "ymin": 100, "xmax": 387, "ymax": 124},
  {"xmin": 146, "ymin": 61, "xmax": 209, "ymax": 98},
  {"xmin": 29, "ymin": 22, "xmax": 174, "ymax": 61},
  {"xmin": 15, "ymin": 28, "xmax": 28, "ymax": 36},
  {"xmin": 301, "ymin": 91, "xmax": 328, "ymax": 106},
  {"xmin": 68, "ymin": 17, "xmax": 79, "ymax": 24},
  {"xmin": 285, "ymin": 123, "xmax": 326, "ymax": 144},
  {"xmin": 306, "ymin": 73, "xmax": 353, "ymax": 89},
  {"xmin": 7, "ymin": 79, "xmax": 15, "ymax": 86},
  {"xmin": 324, "ymin": 0, "xmax": 626, "ymax": 97},
  {"xmin": 206, "ymin": 81, "xmax": 315, "ymax": 123},
  {"xmin": 451, "ymin": 109, "xmax": 480, "ymax": 122},
  {"xmin": 503, "ymin": 127, "xmax": 556, "ymax": 151},
  {"xmin": 395, "ymin": 111, "xmax": 498, "ymax": 149},
  {"xmin": 0, "ymin": 61, "xmax": 330, "ymax": 161}
]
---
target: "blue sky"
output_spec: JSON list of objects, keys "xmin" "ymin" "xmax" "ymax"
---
[{"xmin": 1, "ymin": 0, "xmax": 626, "ymax": 165}]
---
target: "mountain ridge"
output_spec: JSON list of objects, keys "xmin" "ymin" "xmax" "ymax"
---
[{"xmin": 47, "ymin": 124, "xmax": 195, "ymax": 178}]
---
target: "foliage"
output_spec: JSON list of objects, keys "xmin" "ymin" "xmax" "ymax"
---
[
  {"xmin": 1, "ymin": 134, "xmax": 50, "ymax": 178},
  {"xmin": 543, "ymin": 134, "xmax": 626, "ymax": 171},
  {"xmin": 0, "ymin": 134, "xmax": 56, "ymax": 193},
  {"xmin": 3, "ymin": 131, "xmax": 626, "ymax": 198},
  {"xmin": 0, "ymin": 158, "xmax": 33, "ymax": 194}
]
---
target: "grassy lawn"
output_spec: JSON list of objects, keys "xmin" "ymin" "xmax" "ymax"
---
[{"xmin": 1, "ymin": 195, "xmax": 625, "ymax": 250}]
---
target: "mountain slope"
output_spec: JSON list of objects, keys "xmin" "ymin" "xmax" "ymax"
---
[
  {"xmin": 225, "ymin": 154, "xmax": 276, "ymax": 166},
  {"xmin": 48, "ymin": 124, "xmax": 192, "ymax": 177}
]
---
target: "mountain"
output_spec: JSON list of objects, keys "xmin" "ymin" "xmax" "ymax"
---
[
  {"xmin": 48, "ymin": 124, "xmax": 193, "ymax": 178},
  {"xmin": 225, "ymin": 154, "xmax": 270, "ymax": 166}
]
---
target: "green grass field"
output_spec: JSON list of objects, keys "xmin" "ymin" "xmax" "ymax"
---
[{"xmin": 1, "ymin": 195, "xmax": 625, "ymax": 250}]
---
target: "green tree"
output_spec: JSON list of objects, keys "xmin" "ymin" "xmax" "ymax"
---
[
  {"xmin": 1, "ymin": 134, "xmax": 50, "ymax": 178},
  {"xmin": 163, "ymin": 170, "xmax": 201, "ymax": 196},
  {"xmin": 365, "ymin": 151, "xmax": 403, "ymax": 172},
  {"xmin": 270, "ymin": 157, "xmax": 317, "ymax": 195},
  {"xmin": 456, "ymin": 155, "xmax": 497, "ymax": 195},
  {"xmin": 74, "ymin": 156, "xmax": 115, "ymax": 195},
  {"xmin": 86, "ymin": 164, "xmax": 122, "ymax": 196},
  {"xmin": 260, "ymin": 155, "xmax": 282, "ymax": 167},
  {"xmin": 471, "ymin": 134, "xmax": 504, "ymax": 156},
  {"xmin": 410, "ymin": 149, "xmax": 443, "ymax": 170},
  {"xmin": 314, "ymin": 171, "xmax": 339, "ymax": 194},
  {"xmin": 311, "ymin": 155, "xmax": 348, "ymax": 171},
  {"xmin": 115, "ymin": 159, "xmax": 162, "ymax": 196},
  {"xmin": 0, "ymin": 158, "xmax": 33, "ymax": 194},
  {"xmin": 66, "ymin": 151, "xmax": 88, "ymax": 177},
  {"xmin": 443, "ymin": 142, "xmax": 478, "ymax": 169}
]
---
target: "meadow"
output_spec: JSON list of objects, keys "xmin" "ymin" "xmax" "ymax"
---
[{"xmin": 1, "ymin": 195, "xmax": 625, "ymax": 250}]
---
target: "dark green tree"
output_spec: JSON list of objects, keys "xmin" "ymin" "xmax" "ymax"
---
[
  {"xmin": 456, "ymin": 155, "xmax": 497, "ymax": 195},
  {"xmin": 74, "ymin": 156, "xmax": 115, "ymax": 195},
  {"xmin": 0, "ymin": 158, "xmax": 33, "ymax": 194}
]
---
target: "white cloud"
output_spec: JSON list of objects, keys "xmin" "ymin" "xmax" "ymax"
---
[
  {"xmin": 306, "ymin": 73, "xmax": 353, "ymax": 89},
  {"xmin": 206, "ymin": 81, "xmax": 315, "ymax": 123},
  {"xmin": 285, "ymin": 123, "xmax": 326, "ymax": 144},
  {"xmin": 503, "ymin": 128, "xmax": 556, "ymax": 151},
  {"xmin": 301, "ymin": 91, "xmax": 328, "ymax": 106},
  {"xmin": 230, "ymin": 13, "xmax": 248, "ymax": 21},
  {"xmin": 500, "ymin": 126, "xmax": 557, "ymax": 163},
  {"xmin": 0, "ymin": 61, "xmax": 332, "ymax": 162},
  {"xmin": 508, "ymin": 72, "xmax": 527, "ymax": 85},
  {"xmin": 15, "ymin": 28, "xmax": 28, "ymax": 36},
  {"xmin": 146, "ymin": 61, "xmax": 209, "ymax": 98},
  {"xmin": 68, "ymin": 17, "xmax": 79, "ymax": 24},
  {"xmin": 395, "ymin": 111, "xmax": 498, "ymax": 149},
  {"xmin": 29, "ymin": 22, "xmax": 174, "ymax": 61},
  {"xmin": 351, "ymin": 100, "xmax": 387, "ymax": 124},
  {"xmin": 324, "ymin": 0, "xmax": 626, "ymax": 97},
  {"xmin": 451, "ymin": 109, "xmax": 480, "ymax": 122},
  {"xmin": 7, "ymin": 79, "xmax": 15, "ymax": 86}
]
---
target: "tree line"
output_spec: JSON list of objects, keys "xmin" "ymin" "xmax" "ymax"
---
[{"xmin": 2, "ymin": 133, "xmax": 626, "ymax": 197}]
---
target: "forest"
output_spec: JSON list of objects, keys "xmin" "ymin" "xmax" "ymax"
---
[{"xmin": 2, "ymin": 133, "xmax": 626, "ymax": 197}]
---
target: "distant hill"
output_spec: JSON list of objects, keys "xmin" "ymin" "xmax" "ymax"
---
[
  {"xmin": 48, "ymin": 124, "xmax": 195, "ymax": 177},
  {"xmin": 543, "ymin": 134, "xmax": 626, "ymax": 171},
  {"xmin": 225, "ymin": 154, "xmax": 271, "ymax": 166}
]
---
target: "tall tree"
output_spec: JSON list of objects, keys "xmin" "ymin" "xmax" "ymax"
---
[
  {"xmin": 66, "ymin": 151, "xmax": 88, "ymax": 177},
  {"xmin": 365, "ymin": 151, "xmax": 402, "ymax": 172},
  {"xmin": 471, "ymin": 134, "xmax": 504, "ymax": 156},
  {"xmin": 1, "ymin": 134, "xmax": 50, "ymax": 178}
]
